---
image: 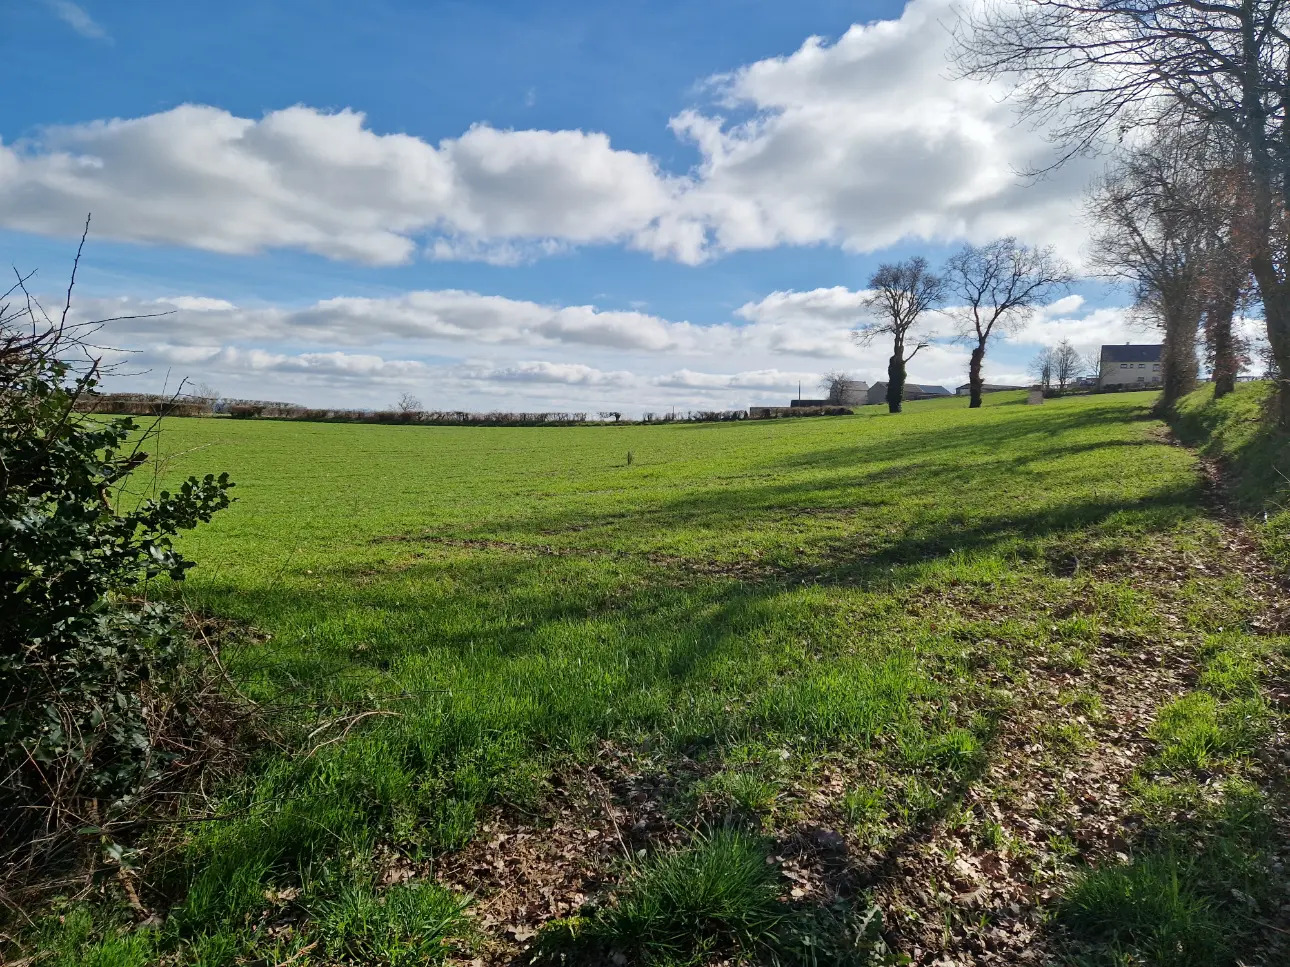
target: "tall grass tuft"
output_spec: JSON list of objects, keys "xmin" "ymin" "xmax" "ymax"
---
[
  {"xmin": 313, "ymin": 880, "xmax": 467, "ymax": 966},
  {"xmin": 595, "ymin": 827, "xmax": 786, "ymax": 964},
  {"xmin": 1061, "ymin": 852, "xmax": 1228, "ymax": 966}
]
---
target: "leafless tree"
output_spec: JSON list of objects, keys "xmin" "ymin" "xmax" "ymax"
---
[
  {"xmin": 1029, "ymin": 347, "xmax": 1055, "ymax": 390},
  {"xmin": 818, "ymin": 370, "xmax": 854, "ymax": 404},
  {"xmin": 943, "ymin": 238, "xmax": 1073, "ymax": 408},
  {"xmin": 952, "ymin": 0, "xmax": 1290, "ymax": 422},
  {"xmin": 1197, "ymin": 160, "xmax": 1257, "ymax": 397},
  {"xmin": 854, "ymin": 257, "xmax": 944, "ymax": 413},
  {"xmin": 187, "ymin": 381, "xmax": 221, "ymax": 414},
  {"xmin": 1085, "ymin": 132, "xmax": 1226, "ymax": 409},
  {"xmin": 395, "ymin": 392, "xmax": 423, "ymax": 415},
  {"xmin": 1051, "ymin": 339, "xmax": 1086, "ymax": 391}
]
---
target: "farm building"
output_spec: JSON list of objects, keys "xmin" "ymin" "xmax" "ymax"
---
[
  {"xmin": 955, "ymin": 382, "xmax": 1026, "ymax": 395},
  {"xmin": 866, "ymin": 382, "xmax": 953, "ymax": 405},
  {"xmin": 789, "ymin": 378, "xmax": 869, "ymax": 408},
  {"xmin": 1099, "ymin": 344, "xmax": 1162, "ymax": 389}
]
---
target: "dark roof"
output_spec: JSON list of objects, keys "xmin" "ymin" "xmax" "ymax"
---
[
  {"xmin": 867, "ymin": 381, "xmax": 952, "ymax": 399},
  {"xmin": 955, "ymin": 383, "xmax": 1026, "ymax": 392},
  {"xmin": 1101, "ymin": 344, "xmax": 1162, "ymax": 363}
]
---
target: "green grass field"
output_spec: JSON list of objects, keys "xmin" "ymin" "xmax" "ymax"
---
[{"xmin": 32, "ymin": 388, "xmax": 1290, "ymax": 966}]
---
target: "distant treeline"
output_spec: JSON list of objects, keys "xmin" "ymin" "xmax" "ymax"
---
[{"xmin": 76, "ymin": 393, "xmax": 761, "ymax": 426}]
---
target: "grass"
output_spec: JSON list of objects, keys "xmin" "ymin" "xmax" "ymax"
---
[
  {"xmin": 589, "ymin": 828, "xmax": 787, "ymax": 964},
  {"xmin": 1060, "ymin": 780, "xmax": 1276, "ymax": 967},
  {"xmin": 17, "ymin": 387, "xmax": 1288, "ymax": 964},
  {"xmin": 1172, "ymin": 381, "xmax": 1290, "ymax": 569},
  {"xmin": 311, "ymin": 880, "xmax": 467, "ymax": 966},
  {"xmin": 1062, "ymin": 850, "xmax": 1236, "ymax": 966},
  {"xmin": 538, "ymin": 828, "xmax": 888, "ymax": 966},
  {"xmin": 1150, "ymin": 692, "xmax": 1269, "ymax": 771},
  {"xmin": 1057, "ymin": 486, "xmax": 1284, "ymax": 967}
]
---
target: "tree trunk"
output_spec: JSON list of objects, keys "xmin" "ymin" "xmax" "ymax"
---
[
  {"xmin": 1252, "ymin": 255, "xmax": 1290, "ymax": 424},
  {"xmin": 887, "ymin": 353, "xmax": 904, "ymax": 414},
  {"xmin": 1205, "ymin": 285, "xmax": 1240, "ymax": 399},
  {"xmin": 1159, "ymin": 301, "xmax": 1200, "ymax": 412},
  {"xmin": 968, "ymin": 344, "xmax": 985, "ymax": 408},
  {"xmin": 1234, "ymin": 22, "xmax": 1290, "ymax": 424}
]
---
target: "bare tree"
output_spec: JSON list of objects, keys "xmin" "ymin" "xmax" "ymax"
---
[
  {"xmin": 188, "ymin": 381, "xmax": 221, "ymax": 414},
  {"xmin": 952, "ymin": 0, "xmax": 1290, "ymax": 422},
  {"xmin": 1086, "ymin": 132, "xmax": 1220, "ymax": 410},
  {"xmin": 1197, "ymin": 160, "xmax": 1257, "ymax": 397},
  {"xmin": 854, "ymin": 258, "xmax": 944, "ymax": 413},
  {"xmin": 818, "ymin": 370, "xmax": 854, "ymax": 404},
  {"xmin": 944, "ymin": 238, "xmax": 1073, "ymax": 408},
  {"xmin": 395, "ymin": 392, "xmax": 423, "ymax": 415},
  {"xmin": 1029, "ymin": 347, "xmax": 1055, "ymax": 391},
  {"xmin": 1204, "ymin": 285, "xmax": 1252, "ymax": 398},
  {"xmin": 1051, "ymin": 339, "xmax": 1086, "ymax": 391}
]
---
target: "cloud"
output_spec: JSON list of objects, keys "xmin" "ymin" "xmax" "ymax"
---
[
  {"xmin": 74, "ymin": 289, "xmax": 707, "ymax": 354},
  {"xmin": 651, "ymin": 368, "xmax": 819, "ymax": 392},
  {"xmin": 463, "ymin": 360, "xmax": 636, "ymax": 386},
  {"xmin": 165, "ymin": 296, "xmax": 237, "ymax": 312},
  {"xmin": 45, "ymin": 0, "xmax": 110, "ymax": 41},
  {"xmin": 669, "ymin": 0, "xmax": 1097, "ymax": 260},
  {"xmin": 1012, "ymin": 304, "xmax": 1147, "ymax": 360},
  {"xmin": 3, "ymin": 0, "xmax": 1101, "ymax": 265},
  {"xmin": 735, "ymin": 287, "xmax": 869, "ymax": 327},
  {"xmin": 0, "ymin": 106, "xmax": 696, "ymax": 266},
  {"xmin": 150, "ymin": 345, "xmax": 430, "ymax": 380}
]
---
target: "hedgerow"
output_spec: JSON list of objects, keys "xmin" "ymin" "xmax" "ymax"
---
[{"xmin": 0, "ymin": 262, "xmax": 234, "ymax": 883}]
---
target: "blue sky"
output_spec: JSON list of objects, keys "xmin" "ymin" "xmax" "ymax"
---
[{"xmin": 1, "ymin": 0, "xmax": 1147, "ymax": 412}]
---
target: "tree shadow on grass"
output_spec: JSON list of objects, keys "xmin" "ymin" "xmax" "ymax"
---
[
  {"xmin": 1049, "ymin": 773, "xmax": 1290, "ymax": 965},
  {"xmin": 419, "ymin": 397, "xmax": 1198, "ymax": 578}
]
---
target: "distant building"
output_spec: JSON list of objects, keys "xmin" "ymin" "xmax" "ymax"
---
[
  {"xmin": 1099, "ymin": 344, "xmax": 1163, "ymax": 390},
  {"xmin": 834, "ymin": 379, "xmax": 869, "ymax": 405},
  {"xmin": 954, "ymin": 382, "xmax": 1027, "ymax": 396},
  {"xmin": 789, "ymin": 379, "xmax": 868, "ymax": 408},
  {"xmin": 866, "ymin": 382, "xmax": 952, "ymax": 405}
]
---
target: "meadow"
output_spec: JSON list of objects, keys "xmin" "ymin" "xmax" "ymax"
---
[{"xmin": 31, "ymin": 387, "xmax": 1290, "ymax": 966}]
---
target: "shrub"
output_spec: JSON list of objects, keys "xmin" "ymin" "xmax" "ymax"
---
[{"xmin": 0, "ymin": 281, "xmax": 234, "ymax": 869}]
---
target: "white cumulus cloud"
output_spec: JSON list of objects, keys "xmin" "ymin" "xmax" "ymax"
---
[{"xmin": 3, "ymin": 0, "xmax": 1101, "ymax": 266}]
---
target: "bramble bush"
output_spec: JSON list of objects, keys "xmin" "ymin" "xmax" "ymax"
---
[{"xmin": 0, "ymin": 278, "xmax": 233, "ymax": 868}]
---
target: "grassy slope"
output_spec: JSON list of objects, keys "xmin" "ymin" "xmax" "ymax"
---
[
  {"xmin": 1173, "ymin": 380, "xmax": 1290, "ymax": 568},
  {"xmin": 31, "ymin": 390, "xmax": 1290, "ymax": 966}
]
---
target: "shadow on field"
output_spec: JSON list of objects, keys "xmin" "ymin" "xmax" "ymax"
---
[
  {"xmin": 432, "ymin": 400, "xmax": 1192, "ymax": 559},
  {"xmin": 1048, "ymin": 778, "xmax": 1290, "ymax": 965},
  {"xmin": 443, "ymin": 467, "xmax": 1200, "ymax": 590}
]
